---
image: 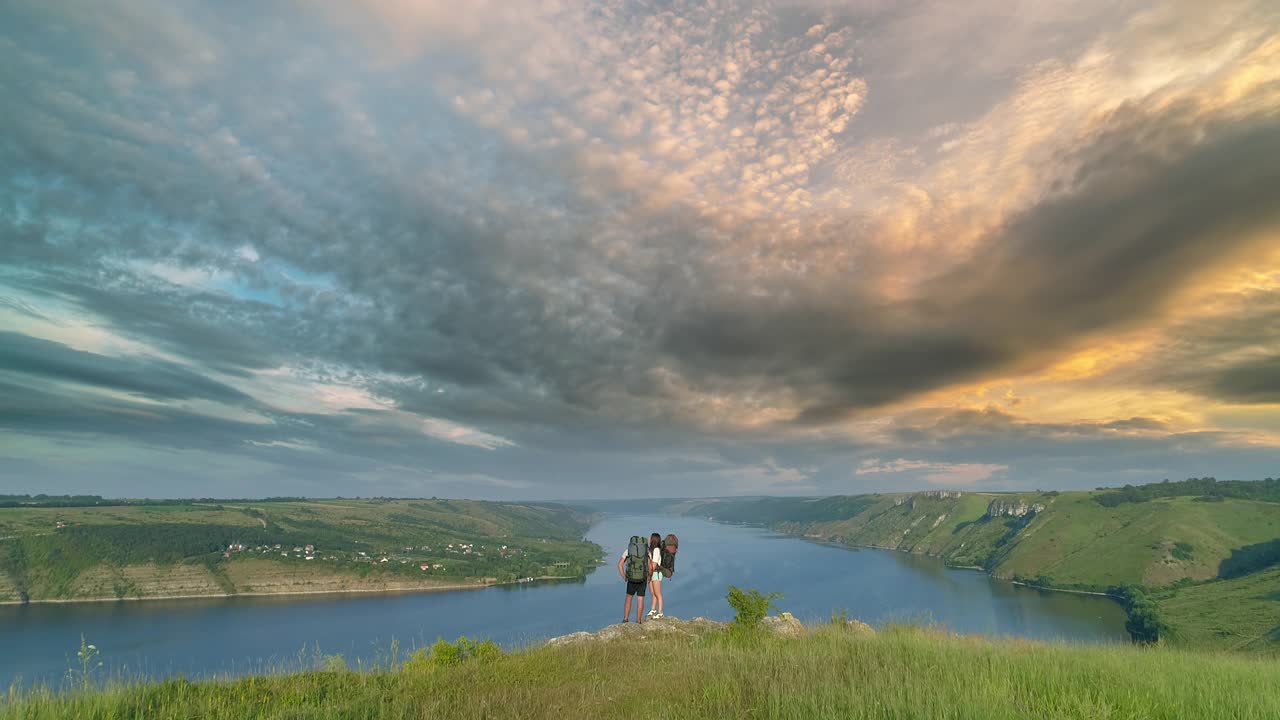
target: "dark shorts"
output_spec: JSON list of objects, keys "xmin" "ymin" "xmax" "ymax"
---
[{"xmin": 626, "ymin": 580, "xmax": 647, "ymax": 596}]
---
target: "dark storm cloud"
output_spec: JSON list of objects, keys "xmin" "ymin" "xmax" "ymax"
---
[
  {"xmin": 1202, "ymin": 355, "xmax": 1280, "ymax": 404},
  {"xmin": 1112, "ymin": 286, "xmax": 1280, "ymax": 404},
  {"xmin": 0, "ymin": 331, "xmax": 254, "ymax": 404},
  {"xmin": 661, "ymin": 105, "xmax": 1280, "ymax": 422}
]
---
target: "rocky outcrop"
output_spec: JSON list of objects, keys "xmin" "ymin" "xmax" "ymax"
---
[
  {"xmin": 544, "ymin": 616, "xmax": 727, "ymax": 647},
  {"xmin": 985, "ymin": 500, "xmax": 1045, "ymax": 519},
  {"xmin": 844, "ymin": 619, "xmax": 875, "ymax": 635},
  {"xmin": 543, "ymin": 614, "xmax": 875, "ymax": 647},
  {"xmin": 895, "ymin": 490, "xmax": 964, "ymax": 509},
  {"xmin": 760, "ymin": 612, "xmax": 805, "ymax": 637}
]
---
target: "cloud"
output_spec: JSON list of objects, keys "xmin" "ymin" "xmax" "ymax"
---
[
  {"xmin": 1201, "ymin": 355, "xmax": 1280, "ymax": 404},
  {"xmin": 855, "ymin": 458, "xmax": 1008, "ymax": 485},
  {"xmin": 0, "ymin": 331, "xmax": 253, "ymax": 405},
  {"xmin": 0, "ymin": 0, "xmax": 1277, "ymax": 497}
]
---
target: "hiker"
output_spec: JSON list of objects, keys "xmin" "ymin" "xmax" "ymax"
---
[
  {"xmin": 617, "ymin": 534, "xmax": 650, "ymax": 623},
  {"xmin": 645, "ymin": 532, "xmax": 665, "ymax": 619},
  {"xmin": 659, "ymin": 533, "xmax": 678, "ymax": 613}
]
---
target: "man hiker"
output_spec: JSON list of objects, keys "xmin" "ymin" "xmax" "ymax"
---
[{"xmin": 617, "ymin": 534, "xmax": 650, "ymax": 623}]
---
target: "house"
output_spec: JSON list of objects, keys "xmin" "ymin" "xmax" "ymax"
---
[
  {"xmin": 432, "ymin": 564, "xmax": 444, "ymax": 570},
  {"xmin": 420, "ymin": 563, "xmax": 430, "ymax": 571},
  {"xmin": 304, "ymin": 544, "xmax": 315, "ymax": 554},
  {"xmin": 55, "ymin": 521, "xmax": 66, "ymax": 530}
]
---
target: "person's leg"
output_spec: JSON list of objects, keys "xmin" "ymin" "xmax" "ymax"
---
[{"xmin": 623, "ymin": 589, "xmax": 633, "ymax": 623}]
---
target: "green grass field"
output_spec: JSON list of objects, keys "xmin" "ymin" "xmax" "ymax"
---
[
  {"xmin": 0, "ymin": 499, "xmax": 602, "ymax": 602},
  {"xmin": 1154, "ymin": 567, "xmax": 1280, "ymax": 652},
  {"xmin": 6, "ymin": 623, "xmax": 1277, "ymax": 720}
]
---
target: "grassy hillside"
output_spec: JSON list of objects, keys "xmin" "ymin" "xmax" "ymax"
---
[
  {"xmin": 0, "ymin": 499, "xmax": 602, "ymax": 603},
  {"xmin": 1153, "ymin": 566, "xmax": 1280, "ymax": 652},
  {"xmin": 684, "ymin": 480, "xmax": 1280, "ymax": 651},
  {"xmin": 6, "ymin": 622, "xmax": 1277, "ymax": 719}
]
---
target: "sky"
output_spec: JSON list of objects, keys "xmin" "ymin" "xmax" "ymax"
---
[{"xmin": 1, "ymin": 0, "xmax": 1278, "ymax": 500}]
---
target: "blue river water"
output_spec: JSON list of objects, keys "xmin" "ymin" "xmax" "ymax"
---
[{"xmin": 0, "ymin": 513, "xmax": 1128, "ymax": 688}]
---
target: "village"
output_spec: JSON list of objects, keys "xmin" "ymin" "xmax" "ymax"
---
[{"xmin": 216, "ymin": 537, "xmax": 576, "ymax": 582}]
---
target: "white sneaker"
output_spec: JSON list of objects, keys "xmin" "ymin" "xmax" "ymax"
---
[
  {"xmin": 646, "ymin": 608, "xmax": 657, "ymax": 617},
  {"xmin": 654, "ymin": 613, "xmax": 664, "ymax": 619}
]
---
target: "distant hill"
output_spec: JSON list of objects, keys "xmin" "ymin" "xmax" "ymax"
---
[
  {"xmin": 0, "ymin": 499, "xmax": 602, "ymax": 603},
  {"xmin": 680, "ymin": 479, "xmax": 1280, "ymax": 652}
]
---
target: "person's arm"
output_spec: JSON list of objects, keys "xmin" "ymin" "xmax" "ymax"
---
[{"xmin": 617, "ymin": 554, "xmax": 627, "ymax": 579}]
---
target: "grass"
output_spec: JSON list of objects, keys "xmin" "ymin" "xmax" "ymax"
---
[
  {"xmin": 0, "ymin": 500, "xmax": 602, "ymax": 603},
  {"xmin": 1155, "ymin": 566, "xmax": 1280, "ymax": 653},
  {"xmin": 5, "ymin": 623, "xmax": 1278, "ymax": 719}
]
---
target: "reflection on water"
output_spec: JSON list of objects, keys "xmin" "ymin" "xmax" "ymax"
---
[{"xmin": 1, "ymin": 513, "xmax": 1127, "ymax": 688}]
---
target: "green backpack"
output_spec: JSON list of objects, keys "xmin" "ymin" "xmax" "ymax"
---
[{"xmin": 625, "ymin": 535, "xmax": 649, "ymax": 582}]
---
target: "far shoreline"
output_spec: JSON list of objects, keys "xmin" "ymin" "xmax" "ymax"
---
[{"xmin": 722, "ymin": 519, "xmax": 1127, "ymax": 606}]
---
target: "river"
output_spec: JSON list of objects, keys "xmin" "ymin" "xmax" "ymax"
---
[{"xmin": 0, "ymin": 513, "xmax": 1129, "ymax": 688}]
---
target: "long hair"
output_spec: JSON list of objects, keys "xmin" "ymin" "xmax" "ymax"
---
[{"xmin": 649, "ymin": 533, "xmax": 662, "ymax": 552}]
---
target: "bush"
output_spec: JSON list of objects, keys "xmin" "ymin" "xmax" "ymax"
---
[
  {"xmin": 1218, "ymin": 538, "xmax": 1280, "ymax": 579},
  {"xmin": 405, "ymin": 636, "xmax": 502, "ymax": 671},
  {"xmin": 726, "ymin": 586, "xmax": 782, "ymax": 630},
  {"xmin": 1172, "ymin": 542, "xmax": 1194, "ymax": 561},
  {"xmin": 1114, "ymin": 586, "xmax": 1167, "ymax": 644}
]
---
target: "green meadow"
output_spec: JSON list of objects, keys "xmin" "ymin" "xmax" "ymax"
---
[{"xmin": 5, "ymin": 622, "xmax": 1277, "ymax": 720}]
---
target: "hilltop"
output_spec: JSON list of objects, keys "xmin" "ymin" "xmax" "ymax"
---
[
  {"xmin": 682, "ymin": 478, "xmax": 1280, "ymax": 652},
  {"xmin": 6, "ymin": 613, "xmax": 1277, "ymax": 719},
  {"xmin": 0, "ymin": 498, "xmax": 603, "ymax": 604}
]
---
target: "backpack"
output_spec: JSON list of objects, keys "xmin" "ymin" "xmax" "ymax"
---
[
  {"xmin": 624, "ymin": 535, "xmax": 649, "ymax": 582},
  {"xmin": 660, "ymin": 534, "xmax": 678, "ymax": 578}
]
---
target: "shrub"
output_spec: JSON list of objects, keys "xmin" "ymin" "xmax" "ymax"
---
[
  {"xmin": 1114, "ymin": 586, "xmax": 1167, "ymax": 644},
  {"xmin": 1218, "ymin": 538, "xmax": 1280, "ymax": 579},
  {"xmin": 405, "ymin": 636, "xmax": 502, "ymax": 671},
  {"xmin": 1172, "ymin": 542, "xmax": 1194, "ymax": 561},
  {"xmin": 726, "ymin": 586, "xmax": 782, "ymax": 630}
]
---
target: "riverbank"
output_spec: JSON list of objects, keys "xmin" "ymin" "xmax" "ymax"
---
[
  {"xmin": 790, "ymin": 528, "xmax": 1123, "ymax": 602},
  {"xmin": 0, "ymin": 575, "xmax": 593, "ymax": 607},
  {"xmin": 6, "ymin": 618, "xmax": 1276, "ymax": 719},
  {"xmin": 0, "ymin": 580, "xmax": 492, "ymax": 607}
]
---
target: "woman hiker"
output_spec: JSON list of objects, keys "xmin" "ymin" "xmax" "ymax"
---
[{"xmin": 645, "ymin": 532, "xmax": 665, "ymax": 619}]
